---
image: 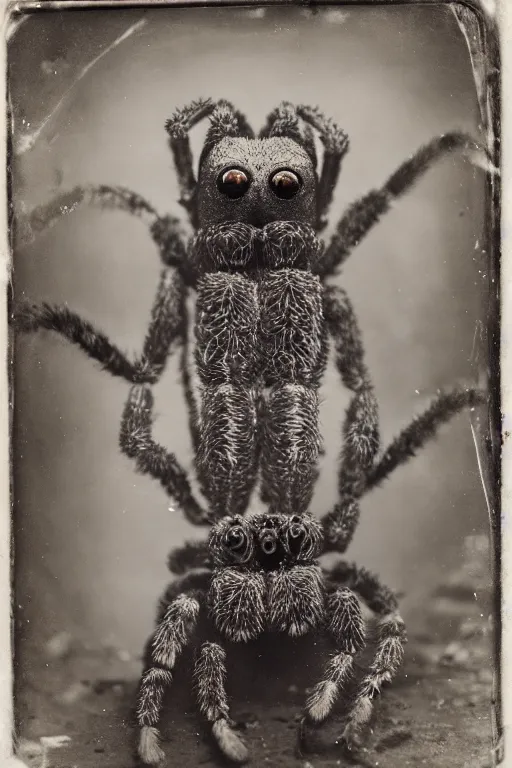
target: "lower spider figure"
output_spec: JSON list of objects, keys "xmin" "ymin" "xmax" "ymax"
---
[{"xmin": 136, "ymin": 512, "xmax": 407, "ymax": 765}]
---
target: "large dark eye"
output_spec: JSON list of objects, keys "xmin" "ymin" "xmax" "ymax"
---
[
  {"xmin": 217, "ymin": 168, "xmax": 251, "ymax": 199},
  {"xmin": 225, "ymin": 525, "xmax": 248, "ymax": 552},
  {"xmin": 269, "ymin": 169, "xmax": 301, "ymax": 200}
]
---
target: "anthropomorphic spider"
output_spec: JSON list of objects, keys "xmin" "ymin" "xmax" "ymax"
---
[{"xmin": 12, "ymin": 98, "xmax": 487, "ymax": 764}]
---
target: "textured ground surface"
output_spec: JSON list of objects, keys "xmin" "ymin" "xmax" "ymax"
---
[{"xmin": 15, "ymin": 536, "xmax": 498, "ymax": 768}]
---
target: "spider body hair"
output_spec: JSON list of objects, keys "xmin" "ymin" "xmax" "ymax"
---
[
  {"xmin": 12, "ymin": 98, "xmax": 490, "ymax": 763},
  {"xmin": 137, "ymin": 512, "xmax": 406, "ymax": 763}
]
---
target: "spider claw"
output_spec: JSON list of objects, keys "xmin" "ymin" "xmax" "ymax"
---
[
  {"xmin": 212, "ymin": 718, "xmax": 250, "ymax": 764},
  {"xmin": 138, "ymin": 726, "xmax": 165, "ymax": 765}
]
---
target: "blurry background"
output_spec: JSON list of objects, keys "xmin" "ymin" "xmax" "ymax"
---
[{"xmin": 10, "ymin": 5, "xmax": 489, "ymax": 655}]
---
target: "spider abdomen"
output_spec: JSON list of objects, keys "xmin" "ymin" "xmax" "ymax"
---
[
  {"xmin": 261, "ymin": 384, "xmax": 321, "ymax": 515},
  {"xmin": 195, "ymin": 272, "xmax": 259, "ymax": 386},
  {"xmin": 258, "ymin": 268, "xmax": 325, "ymax": 515},
  {"xmin": 199, "ymin": 384, "xmax": 259, "ymax": 518},
  {"xmin": 195, "ymin": 272, "xmax": 260, "ymax": 517},
  {"xmin": 259, "ymin": 269, "xmax": 324, "ymax": 385}
]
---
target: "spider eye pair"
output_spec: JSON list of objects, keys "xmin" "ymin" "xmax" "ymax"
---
[
  {"xmin": 287, "ymin": 517, "xmax": 307, "ymax": 554},
  {"xmin": 223, "ymin": 519, "xmax": 306, "ymax": 553},
  {"xmin": 217, "ymin": 168, "xmax": 301, "ymax": 200},
  {"xmin": 225, "ymin": 525, "xmax": 248, "ymax": 552}
]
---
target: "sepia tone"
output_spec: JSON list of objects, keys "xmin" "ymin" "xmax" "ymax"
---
[{"xmin": 9, "ymin": 5, "xmax": 496, "ymax": 767}]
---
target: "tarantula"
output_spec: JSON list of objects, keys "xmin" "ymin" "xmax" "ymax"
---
[
  {"xmin": 140, "ymin": 508, "xmax": 408, "ymax": 765},
  {"xmin": 12, "ymin": 98, "xmax": 487, "ymax": 764}
]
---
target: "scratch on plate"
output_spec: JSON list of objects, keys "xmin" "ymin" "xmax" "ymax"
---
[{"xmin": 14, "ymin": 17, "xmax": 146, "ymax": 156}]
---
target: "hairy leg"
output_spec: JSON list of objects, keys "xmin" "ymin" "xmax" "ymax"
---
[
  {"xmin": 295, "ymin": 104, "xmax": 349, "ymax": 230},
  {"xmin": 19, "ymin": 183, "xmax": 190, "ymax": 270},
  {"xmin": 179, "ymin": 310, "xmax": 201, "ymax": 458},
  {"xmin": 20, "ymin": 184, "xmax": 160, "ymax": 244},
  {"xmin": 119, "ymin": 384, "xmax": 209, "ymax": 526},
  {"xmin": 302, "ymin": 586, "xmax": 365, "ymax": 729},
  {"xmin": 166, "ymin": 99, "xmax": 253, "ymax": 228},
  {"xmin": 167, "ymin": 540, "xmax": 211, "ymax": 576},
  {"xmin": 316, "ymin": 132, "xmax": 485, "ymax": 278},
  {"xmin": 14, "ymin": 262, "xmax": 187, "ymax": 383},
  {"xmin": 320, "ymin": 286, "xmax": 379, "ymax": 553},
  {"xmin": 195, "ymin": 642, "xmax": 248, "ymax": 763},
  {"xmin": 321, "ymin": 387, "xmax": 487, "ymax": 555},
  {"xmin": 136, "ymin": 592, "xmax": 201, "ymax": 765},
  {"xmin": 324, "ymin": 561, "xmax": 406, "ymax": 748},
  {"xmin": 365, "ymin": 387, "xmax": 487, "ymax": 493},
  {"xmin": 13, "ymin": 301, "xmax": 147, "ymax": 382}
]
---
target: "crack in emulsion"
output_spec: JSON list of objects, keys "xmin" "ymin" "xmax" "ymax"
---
[{"xmin": 13, "ymin": 17, "xmax": 147, "ymax": 156}]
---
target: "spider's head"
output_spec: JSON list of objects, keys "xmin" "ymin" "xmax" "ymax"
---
[
  {"xmin": 196, "ymin": 137, "xmax": 317, "ymax": 230},
  {"xmin": 280, "ymin": 514, "xmax": 323, "ymax": 562},
  {"xmin": 208, "ymin": 515, "xmax": 255, "ymax": 567}
]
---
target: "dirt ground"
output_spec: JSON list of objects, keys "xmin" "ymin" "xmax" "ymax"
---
[{"xmin": 15, "ymin": 535, "xmax": 499, "ymax": 768}]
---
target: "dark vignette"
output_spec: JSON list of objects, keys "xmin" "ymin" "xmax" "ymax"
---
[{"xmin": 4, "ymin": 0, "xmax": 502, "ymax": 760}]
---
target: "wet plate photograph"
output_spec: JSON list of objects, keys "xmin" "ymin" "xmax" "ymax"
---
[{"xmin": 6, "ymin": 3, "xmax": 501, "ymax": 768}]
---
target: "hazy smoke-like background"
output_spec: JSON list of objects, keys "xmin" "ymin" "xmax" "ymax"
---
[{"xmin": 10, "ymin": 5, "xmax": 489, "ymax": 655}]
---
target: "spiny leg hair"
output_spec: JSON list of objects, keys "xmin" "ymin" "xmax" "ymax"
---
[
  {"xmin": 320, "ymin": 285, "xmax": 380, "ymax": 553},
  {"xmin": 321, "ymin": 561, "xmax": 405, "ymax": 748},
  {"xmin": 13, "ymin": 301, "xmax": 149, "ymax": 383},
  {"xmin": 19, "ymin": 183, "xmax": 190, "ymax": 272},
  {"xmin": 303, "ymin": 587, "xmax": 365, "ymax": 726},
  {"xmin": 137, "ymin": 592, "xmax": 200, "ymax": 765},
  {"xmin": 365, "ymin": 386, "xmax": 488, "ymax": 493},
  {"xmin": 20, "ymin": 184, "xmax": 160, "ymax": 244},
  {"xmin": 195, "ymin": 642, "xmax": 248, "ymax": 764},
  {"xmin": 179, "ymin": 311, "xmax": 201, "ymax": 458},
  {"xmin": 165, "ymin": 98, "xmax": 216, "ymax": 225},
  {"xmin": 316, "ymin": 132, "xmax": 487, "ymax": 278},
  {"xmin": 14, "ymin": 212, "xmax": 189, "ymax": 383},
  {"xmin": 119, "ymin": 384, "xmax": 209, "ymax": 526},
  {"xmin": 341, "ymin": 610, "xmax": 407, "ymax": 748},
  {"xmin": 167, "ymin": 540, "xmax": 212, "ymax": 576},
  {"xmin": 259, "ymin": 101, "xmax": 350, "ymax": 230},
  {"xmin": 259, "ymin": 101, "xmax": 317, "ymax": 165},
  {"xmin": 322, "ymin": 386, "xmax": 487, "ymax": 554},
  {"xmin": 295, "ymin": 105, "xmax": 350, "ymax": 230}
]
